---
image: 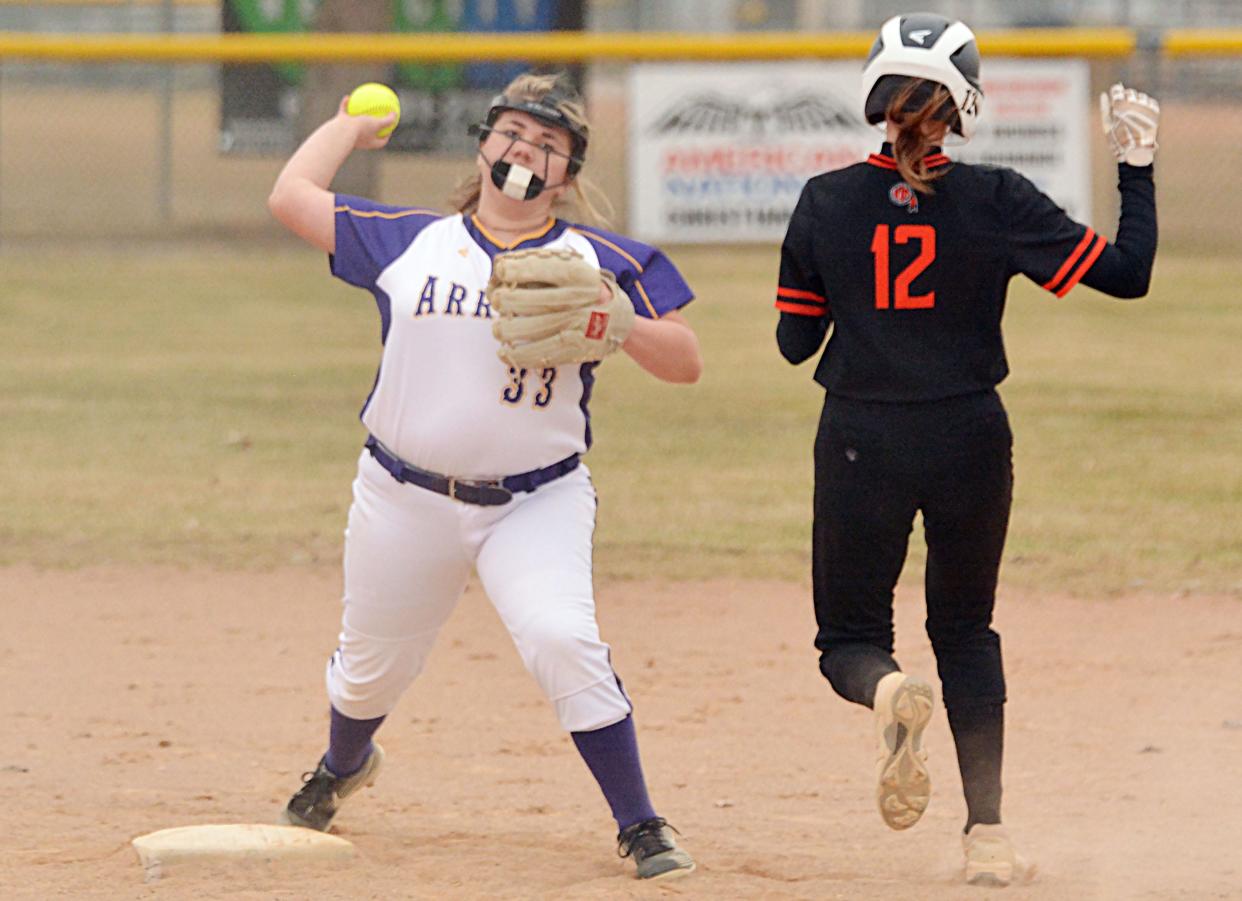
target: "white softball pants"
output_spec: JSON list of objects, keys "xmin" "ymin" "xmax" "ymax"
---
[{"xmin": 325, "ymin": 449, "xmax": 632, "ymax": 733}]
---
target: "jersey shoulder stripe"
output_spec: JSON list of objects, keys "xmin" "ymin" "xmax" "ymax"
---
[
  {"xmin": 630, "ymin": 280, "xmax": 659, "ymax": 318},
  {"xmin": 568, "ymin": 225, "xmax": 663, "ymax": 318},
  {"xmin": 331, "ymin": 195, "xmax": 448, "ymax": 291},
  {"xmin": 569, "ymin": 226, "xmax": 648, "ymax": 274},
  {"xmin": 334, "ymin": 203, "xmax": 442, "ymax": 221},
  {"xmin": 563, "ymin": 223, "xmax": 694, "ymax": 319}
]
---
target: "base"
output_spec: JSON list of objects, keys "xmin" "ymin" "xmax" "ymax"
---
[{"xmin": 131, "ymin": 823, "xmax": 354, "ymax": 878}]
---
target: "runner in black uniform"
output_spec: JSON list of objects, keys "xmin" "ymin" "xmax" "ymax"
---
[{"xmin": 775, "ymin": 13, "xmax": 1159, "ymax": 887}]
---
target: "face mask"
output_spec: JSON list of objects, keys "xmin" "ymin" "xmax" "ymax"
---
[
  {"xmin": 475, "ymin": 125, "xmax": 576, "ymax": 203},
  {"xmin": 487, "ymin": 159, "xmax": 547, "ymax": 201}
]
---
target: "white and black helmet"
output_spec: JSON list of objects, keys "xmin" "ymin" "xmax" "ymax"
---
[{"xmin": 861, "ymin": 13, "xmax": 983, "ymax": 141}]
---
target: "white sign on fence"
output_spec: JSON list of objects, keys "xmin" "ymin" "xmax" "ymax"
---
[{"xmin": 628, "ymin": 60, "xmax": 1091, "ymax": 243}]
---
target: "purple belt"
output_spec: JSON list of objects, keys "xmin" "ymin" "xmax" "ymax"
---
[{"xmin": 365, "ymin": 436, "xmax": 580, "ymax": 507}]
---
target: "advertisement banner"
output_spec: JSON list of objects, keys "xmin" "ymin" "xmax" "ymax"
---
[
  {"xmin": 220, "ymin": 0, "xmax": 583, "ymax": 156},
  {"xmin": 628, "ymin": 60, "xmax": 1091, "ymax": 243}
]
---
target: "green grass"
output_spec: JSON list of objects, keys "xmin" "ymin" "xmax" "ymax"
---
[{"xmin": 2, "ymin": 247, "xmax": 1239, "ymax": 595}]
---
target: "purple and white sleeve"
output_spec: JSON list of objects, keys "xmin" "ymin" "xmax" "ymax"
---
[
  {"xmin": 573, "ymin": 225, "xmax": 695, "ymax": 319},
  {"xmin": 330, "ymin": 194, "xmax": 442, "ymax": 290}
]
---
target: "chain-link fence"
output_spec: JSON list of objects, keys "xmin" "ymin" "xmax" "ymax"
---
[{"xmin": 0, "ymin": 1, "xmax": 1239, "ymax": 254}]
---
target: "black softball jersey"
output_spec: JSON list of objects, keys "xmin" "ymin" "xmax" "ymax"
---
[{"xmin": 776, "ymin": 143, "xmax": 1157, "ymax": 402}]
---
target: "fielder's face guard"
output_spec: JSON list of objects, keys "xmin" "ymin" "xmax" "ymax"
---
[
  {"xmin": 471, "ymin": 91, "xmax": 588, "ymax": 177},
  {"xmin": 470, "ymin": 118, "xmax": 575, "ymax": 202}
]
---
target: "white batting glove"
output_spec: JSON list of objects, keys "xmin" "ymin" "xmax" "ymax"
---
[{"xmin": 1099, "ymin": 82, "xmax": 1160, "ymax": 167}]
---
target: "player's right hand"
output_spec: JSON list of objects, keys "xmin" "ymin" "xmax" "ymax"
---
[
  {"xmin": 1099, "ymin": 82, "xmax": 1159, "ymax": 167},
  {"xmin": 337, "ymin": 96, "xmax": 397, "ymax": 151}
]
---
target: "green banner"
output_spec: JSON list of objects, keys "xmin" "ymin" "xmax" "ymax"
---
[
  {"xmin": 227, "ymin": 0, "xmax": 309, "ymax": 83},
  {"xmin": 393, "ymin": 0, "xmax": 464, "ymax": 91}
]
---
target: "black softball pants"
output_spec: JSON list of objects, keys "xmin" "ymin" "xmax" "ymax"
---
[{"xmin": 812, "ymin": 390, "xmax": 1012, "ymax": 829}]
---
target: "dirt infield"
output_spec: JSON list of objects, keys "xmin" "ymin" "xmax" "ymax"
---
[{"xmin": 2, "ymin": 567, "xmax": 1239, "ymax": 899}]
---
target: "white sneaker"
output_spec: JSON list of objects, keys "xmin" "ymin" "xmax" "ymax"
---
[
  {"xmin": 873, "ymin": 672, "xmax": 934, "ymax": 830},
  {"xmin": 962, "ymin": 824, "xmax": 1035, "ymax": 886}
]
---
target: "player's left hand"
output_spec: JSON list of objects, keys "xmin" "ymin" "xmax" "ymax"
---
[
  {"xmin": 1099, "ymin": 82, "xmax": 1159, "ymax": 167},
  {"xmin": 488, "ymin": 248, "xmax": 636, "ymax": 368}
]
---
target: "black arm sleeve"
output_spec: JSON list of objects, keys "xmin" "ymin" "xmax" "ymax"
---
[
  {"xmin": 1077, "ymin": 164, "xmax": 1157, "ymax": 299},
  {"xmin": 775, "ymin": 184, "xmax": 831, "ymax": 365},
  {"xmin": 777, "ymin": 312, "xmax": 830, "ymax": 364}
]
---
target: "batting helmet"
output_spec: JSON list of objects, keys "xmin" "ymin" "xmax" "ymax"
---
[{"xmin": 861, "ymin": 13, "xmax": 983, "ymax": 141}]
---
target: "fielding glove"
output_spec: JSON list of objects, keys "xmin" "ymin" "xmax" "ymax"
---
[{"xmin": 488, "ymin": 247, "xmax": 636, "ymax": 368}]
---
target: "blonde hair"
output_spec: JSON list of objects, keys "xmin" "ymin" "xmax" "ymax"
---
[
  {"xmin": 886, "ymin": 79, "xmax": 955, "ymax": 195},
  {"xmin": 449, "ymin": 72, "xmax": 614, "ymax": 227}
]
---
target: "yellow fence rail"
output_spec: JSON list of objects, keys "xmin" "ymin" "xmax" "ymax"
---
[
  {"xmin": 2, "ymin": 26, "xmax": 1241, "ymax": 63},
  {"xmin": 0, "ymin": 28, "xmax": 1200, "ymax": 63},
  {"xmin": 1162, "ymin": 28, "xmax": 1242, "ymax": 55}
]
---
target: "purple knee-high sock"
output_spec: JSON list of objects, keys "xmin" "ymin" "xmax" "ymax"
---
[
  {"xmin": 571, "ymin": 715, "xmax": 657, "ymax": 831},
  {"xmin": 325, "ymin": 707, "xmax": 385, "ymax": 777}
]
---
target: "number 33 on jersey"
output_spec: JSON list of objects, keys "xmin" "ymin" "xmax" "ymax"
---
[{"xmin": 502, "ymin": 366, "xmax": 556, "ymax": 407}]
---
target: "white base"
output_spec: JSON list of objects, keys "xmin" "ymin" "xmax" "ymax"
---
[{"xmin": 132, "ymin": 824, "xmax": 354, "ymax": 876}]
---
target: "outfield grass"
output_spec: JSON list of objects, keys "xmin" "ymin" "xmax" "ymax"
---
[{"xmin": 2, "ymin": 246, "xmax": 1239, "ymax": 595}]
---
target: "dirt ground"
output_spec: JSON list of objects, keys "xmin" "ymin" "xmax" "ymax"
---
[{"xmin": 2, "ymin": 567, "xmax": 1239, "ymax": 900}]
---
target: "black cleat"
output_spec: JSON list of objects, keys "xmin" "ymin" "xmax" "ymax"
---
[
  {"xmin": 280, "ymin": 743, "xmax": 384, "ymax": 832},
  {"xmin": 617, "ymin": 816, "xmax": 696, "ymax": 880}
]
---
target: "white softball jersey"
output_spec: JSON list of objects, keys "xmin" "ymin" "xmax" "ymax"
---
[
  {"xmin": 331, "ymin": 195, "xmax": 694, "ymax": 479},
  {"xmin": 323, "ymin": 195, "xmax": 694, "ymax": 733}
]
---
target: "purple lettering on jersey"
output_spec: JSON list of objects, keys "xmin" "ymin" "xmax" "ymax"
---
[
  {"xmin": 473, "ymin": 289, "xmax": 493, "ymax": 319},
  {"xmin": 415, "ymin": 276, "xmax": 437, "ymax": 316},
  {"xmin": 444, "ymin": 282, "xmax": 468, "ymax": 317}
]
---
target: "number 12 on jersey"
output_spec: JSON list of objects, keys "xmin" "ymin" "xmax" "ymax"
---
[{"xmin": 871, "ymin": 224, "xmax": 936, "ymax": 310}]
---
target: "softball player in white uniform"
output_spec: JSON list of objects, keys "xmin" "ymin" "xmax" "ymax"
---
[{"xmin": 266, "ymin": 73, "xmax": 700, "ymax": 880}]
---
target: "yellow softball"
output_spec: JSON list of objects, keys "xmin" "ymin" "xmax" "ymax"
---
[{"xmin": 347, "ymin": 83, "xmax": 401, "ymax": 138}]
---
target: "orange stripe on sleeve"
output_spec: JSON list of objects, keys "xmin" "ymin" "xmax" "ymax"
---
[
  {"xmin": 632, "ymin": 279, "xmax": 659, "ymax": 318},
  {"xmin": 777, "ymin": 286, "xmax": 826, "ymax": 302},
  {"xmin": 334, "ymin": 205, "xmax": 439, "ymax": 220},
  {"xmin": 569, "ymin": 228, "xmax": 645, "ymax": 273},
  {"xmin": 1041, "ymin": 228, "xmax": 1096, "ymax": 293},
  {"xmin": 775, "ymin": 300, "xmax": 827, "ymax": 316},
  {"xmin": 1055, "ymin": 234, "xmax": 1107, "ymax": 298}
]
